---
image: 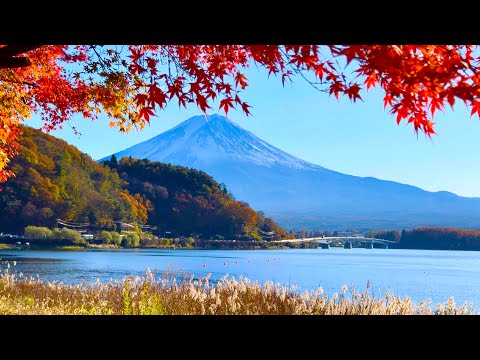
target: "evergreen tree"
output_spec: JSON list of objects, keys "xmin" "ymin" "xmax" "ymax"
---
[{"xmin": 109, "ymin": 154, "xmax": 118, "ymax": 168}]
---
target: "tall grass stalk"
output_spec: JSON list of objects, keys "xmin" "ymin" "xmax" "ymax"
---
[{"xmin": 0, "ymin": 263, "xmax": 475, "ymax": 315}]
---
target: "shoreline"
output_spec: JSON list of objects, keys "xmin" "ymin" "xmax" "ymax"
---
[
  {"xmin": 4, "ymin": 242, "xmax": 480, "ymax": 252},
  {"xmin": 0, "ymin": 242, "xmax": 292, "ymax": 251}
]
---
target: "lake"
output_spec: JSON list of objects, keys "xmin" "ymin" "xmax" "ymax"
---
[{"xmin": 1, "ymin": 247, "xmax": 480, "ymax": 307}]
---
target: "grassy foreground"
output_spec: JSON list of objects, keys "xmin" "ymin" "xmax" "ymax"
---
[{"xmin": 0, "ymin": 265, "xmax": 475, "ymax": 315}]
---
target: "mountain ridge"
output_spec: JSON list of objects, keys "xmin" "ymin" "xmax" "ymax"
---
[{"xmin": 101, "ymin": 114, "xmax": 480, "ymax": 230}]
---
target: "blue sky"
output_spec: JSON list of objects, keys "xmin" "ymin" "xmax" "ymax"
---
[{"xmin": 28, "ymin": 65, "xmax": 480, "ymax": 197}]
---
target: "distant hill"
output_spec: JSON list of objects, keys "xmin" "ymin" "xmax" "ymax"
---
[
  {"xmin": 101, "ymin": 114, "xmax": 480, "ymax": 230},
  {"xmin": 0, "ymin": 126, "xmax": 289, "ymax": 240}
]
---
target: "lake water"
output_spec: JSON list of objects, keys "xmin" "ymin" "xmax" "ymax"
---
[{"xmin": 1, "ymin": 247, "xmax": 480, "ymax": 306}]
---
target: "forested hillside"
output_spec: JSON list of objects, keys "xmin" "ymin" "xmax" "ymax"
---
[
  {"xmin": 0, "ymin": 126, "xmax": 148, "ymax": 233},
  {"xmin": 103, "ymin": 156, "xmax": 289, "ymax": 240},
  {"xmin": 0, "ymin": 126, "xmax": 289, "ymax": 240}
]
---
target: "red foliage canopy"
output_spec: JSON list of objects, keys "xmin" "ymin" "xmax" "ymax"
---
[{"xmin": 2, "ymin": 45, "xmax": 480, "ymax": 183}]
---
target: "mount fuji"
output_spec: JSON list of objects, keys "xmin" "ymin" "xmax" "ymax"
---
[{"xmin": 100, "ymin": 114, "xmax": 480, "ymax": 230}]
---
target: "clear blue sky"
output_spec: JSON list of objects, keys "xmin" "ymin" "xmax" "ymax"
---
[{"xmin": 28, "ymin": 65, "xmax": 480, "ymax": 198}]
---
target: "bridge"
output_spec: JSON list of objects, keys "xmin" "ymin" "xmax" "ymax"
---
[{"xmin": 271, "ymin": 236, "xmax": 395, "ymax": 249}]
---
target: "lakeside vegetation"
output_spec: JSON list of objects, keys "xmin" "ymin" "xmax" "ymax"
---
[
  {"xmin": 0, "ymin": 265, "xmax": 473, "ymax": 315},
  {"xmin": 0, "ymin": 224, "xmax": 315, "ymax": 250},
  {"xmin": 369, "ymin": 228, "xmax": 480, "ymax": 251}
]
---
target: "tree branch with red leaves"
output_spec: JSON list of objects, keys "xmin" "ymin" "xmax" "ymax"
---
[{"xmin": 2, "ymin": 45, "xmax": 480, "ymax": 185}]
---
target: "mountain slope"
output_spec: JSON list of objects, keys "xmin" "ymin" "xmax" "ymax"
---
[{"xmin": 101, "ymin": 114, "xmax": 480, "ymax": 230}]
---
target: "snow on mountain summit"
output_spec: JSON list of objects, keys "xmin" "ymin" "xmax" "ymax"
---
[{"xmin": 103, "ymin": 114, "xmax": 323, "ymax": 170}]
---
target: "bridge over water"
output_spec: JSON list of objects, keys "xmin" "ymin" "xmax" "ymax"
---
[{"xmin": 271, "ymin": 236, "xmax": 395, "ymax": 249}]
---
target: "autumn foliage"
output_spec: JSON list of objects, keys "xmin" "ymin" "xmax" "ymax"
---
[
  {"xmin": 2, "ymin": 45, "xmax": 480, "ymax": 183},
  {"xmin": 0, "ymin": 126, "xmax": 149, "ymax": 232}
]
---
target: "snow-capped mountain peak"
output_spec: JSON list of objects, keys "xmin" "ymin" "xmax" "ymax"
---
[{"xmin": 102, "ymin": 114, "xmax": 322, "ymax": 170}]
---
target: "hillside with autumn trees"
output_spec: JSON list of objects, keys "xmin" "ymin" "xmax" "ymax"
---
[
  {"xmin": 102, "ymin": 157, "xmax": 289, "ymax": 240},
  {"xmin": 0, "ymin": 126, "xmax": 290, "ymax": 240},
  {"xmin": 0, "ymin": 126, "xmax": 149, "ymax": 233}
]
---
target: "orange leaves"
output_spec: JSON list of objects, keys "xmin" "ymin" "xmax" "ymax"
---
[
  {"xmin": 393, "ymin": 103, "xmax": 409, "ymax": 125},
  {"xmin": 0, "ymin": 120, "xmax": 22, "ymax": 184},
  {"xmin": 235, "ymin": 72, "xmax": 248, "ymax": 89},
  {"xmin": 429, "ymin": 98, "xmax": 444, "ymax": 117},
  {"xmin": 423, "ymin": 120, "xmax": 436, "ymax": 136},
  {"xmin": 314, "ymin": 64, "xmax": 325, "ymax": 81},
  {"xmin": 364, "ymin": 73, "xmax": 377, "ymax": 90},
  {"xmin": 470, "ymin": 100, "xmax": 480, "ymax": 117}
]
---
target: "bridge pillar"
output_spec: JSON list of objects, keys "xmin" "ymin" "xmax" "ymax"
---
[
  {"xmin": 320, "ymin": 243, "xmax": 330, "ymax": 249},
  {"xmin": 382, "ymin": 245, "xmax": 389, "ymax": 249},
  {"xmin": 343, "ymin": 242, "xmax": 352, "ymax": 249},
  {"xmin": 365, "ymin": 242, "xmax": 373, "ymax": 249}
]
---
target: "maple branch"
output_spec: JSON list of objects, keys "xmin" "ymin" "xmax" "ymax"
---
[
  {"xmin": 0, "ymin": 45, "xmax": 41, "ymax": 58},
  {"xmin": 65, "ymin": 120, "xmax": 81, "ymax": 136},
  {"xmin": 160, "ymin": 46, "xmax": 187, "ymax": 80},
  {"xmin": 0, "ymin": 45, "xmax": 42, "ymax": 69},
  {"xmin": 296, "ymin": 71, "xmax": 329, "ymax": 93},
  {"xmin": 90, "ymin": 45, "xmax": 108, "ymax": 70},
  {"xmin": 279, "ymin": 47, "xmax": 328, "ymax": 93},
  {"xmin": 0, "ymin": 57, "xmax": 31, "ymax": 69}
]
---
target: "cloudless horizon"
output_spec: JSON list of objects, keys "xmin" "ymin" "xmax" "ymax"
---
[{"xmin": 27, "ymin": 65, "xmax": 480, "ymax": 198}]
